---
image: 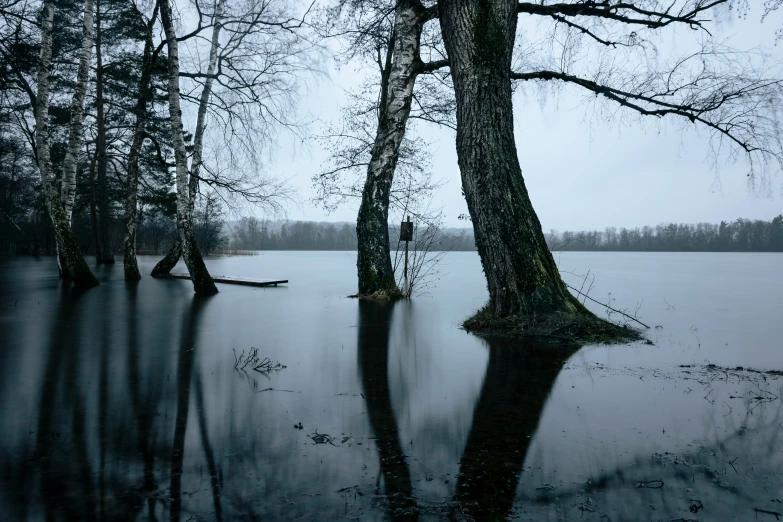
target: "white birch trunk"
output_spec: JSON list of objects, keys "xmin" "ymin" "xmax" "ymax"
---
[
  {"xmin": 35, "ymin": 0, "xmax": 99, "ymax": 287},
  {"xmin": 61, "ymin": 0, "xmax": 97, "ymax": 225},
  {"xmin": 152, "ymin": 0, "xmax": 224, "ymax": 279},
  {"xmin": 356, "ymin": 0, "xmax": 425, "ymax": 295},
  {"xmin": 159, "ymin": 0, "xmax": 218, "ymax": 295},
  {"xmin": 188, "ymin": 0, "xmax": 224, "ymax": 216}
]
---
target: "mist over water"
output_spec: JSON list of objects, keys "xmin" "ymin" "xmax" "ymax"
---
[{"xmin": 1, "ymin": 252, "xmax": 781, "ymax": 520}]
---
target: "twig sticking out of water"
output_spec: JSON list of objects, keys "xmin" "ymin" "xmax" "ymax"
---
[
  {"xmin": 233, "ymin": 347, "xmax": 286, "ymax": 373},
  {"xmin": 566, "ymin": 283, "xmax": 650, "ymax": 329}
]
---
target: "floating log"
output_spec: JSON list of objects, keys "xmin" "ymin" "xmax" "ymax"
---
[{"xmin": 155, "ymin": 273, "xmax": 288, "ymax": 287}]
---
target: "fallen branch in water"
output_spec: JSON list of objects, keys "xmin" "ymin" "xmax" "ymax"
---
[{"xmin": 754, "ymin": 507, "xmax": 783, "ymax": 519}]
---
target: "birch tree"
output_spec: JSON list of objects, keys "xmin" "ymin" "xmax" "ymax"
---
[
  {"xmin": 315, "ymin": 0, "xmax": 451, "ymax": 297},
  {"xmin": 35, "ymin": 0, "xmax": 98, "ymax": 287},
  {"xmin": 150, "ymin": 0, "xmax": 314, "ymax": 278},
  {"xmin": 158, "ymin": 0, "xmax": 218, "ymax": 295},
  {"xmin": 151, "ymin": 0, "xmax": 224, "ymax": 278}
]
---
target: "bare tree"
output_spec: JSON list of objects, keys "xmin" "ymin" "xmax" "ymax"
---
[
  {"xmin": 158, "ymin": 0, "xmax": 219, "ymax": 294},
  {"xmin": 314, "ymin": 0, "xmax": 453, "ymax": 297},
  {"xmin": 436, "ymin": 0, "xmax": 783, "ymax": 337},
  {"xmin": 34, "ymin": 0, "xmax": 99, "ymax": 287},
  {"xmin": 151, "ymin": 0, "xmax": 314, "ymax": 279}
]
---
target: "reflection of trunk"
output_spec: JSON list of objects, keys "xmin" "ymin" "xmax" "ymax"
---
[
  {"xmin": 357, "ymin": 300, "xmax": 418, "ymax": 520},
  {"xmin": 170, "ymin": 297, "xmax": 208, "ymax": 521},
  {"xmin": 124, "ymin": 1, "xmax": 160, "ymax": 280},
  {"xmin": 357, "ymin": 1, "xmax": 428, "ymax": 296},
  {"xmin": 159, "ymin": 0, "xmax": 217, "ymax": 294},
  {"xmin": 151, "ymin": 0, "xmax": 223, "ymax": 290},
  {"xmin": 95, "ymin": 0, "xmax": 114, "ymax": 264},
  {"xmin": 98, "ymin": 282, "xmax": 111, "ymax": 517},
  {"xmin": 455, "ymin": 338, "xmax": 576, "ymax": 519},
  {"xmin": 34, "ymin": 289, "xmax": 75, "ymax": 518},
  {"xmin": 34, "ymin": 0, "xmax": 98, "ymax": 287},
  {"xmin": 194, "ymin": 367, "xmax": 223, "ymax": 521},
  {"xmin": 126, "ymin": 285, "xmax": 161, "ymax": 519},
  {"xmin": 438, "ymin": 0, "xmax": 585, "ymax": 319},
  {"xmin": 34, "ymin": 288, "xmax": 98, "ymax": 520}
]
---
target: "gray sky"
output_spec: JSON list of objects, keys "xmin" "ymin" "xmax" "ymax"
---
[{"xmin": 248, "ymin": 3, "xmax": 783, "ymax": 231}]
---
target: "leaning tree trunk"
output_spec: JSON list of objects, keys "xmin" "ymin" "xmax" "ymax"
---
[
  {"xmin": 159, "ymin": 0, "xmax": 217, "ymax": 295},
  {"xmin": 438, "ymin": 0, "xmax": 585, "ymax": 320},
  {"xmin": 95, "ymin": 0, "xmax": 114, "ymax": 264},
  {"xmin": 59, "ymin": 0, "xmax": 96, "ymax": 277},
  {"xmin": 34, "ymin": 0, "xmax": 98, "ymax": 288},
  {"xmin": 152, "ymin": 0, "xmax": 223, "ymax": 281},
  {"xmin": 124, "ymin": 1, "xmax": 159, "ymax": 281},
  {"xmin": 356, "ymin": 0, "xmax": 426, "ymax": 296}
]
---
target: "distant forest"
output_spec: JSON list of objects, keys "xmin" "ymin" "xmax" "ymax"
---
[
  {"xmin": 226, "ymin": 216, "xmax": 783, "ymax": 253},
  {"xmin": 223, "ymin": 215, "xmax": 783, "ymax": 253},
  {"xmin": 3, "ymin": 211, "xmax": 783, "ymax": 255},
  {"xmin": 545, "ymin": 216, "xmax": 783, "ymax": 252}
]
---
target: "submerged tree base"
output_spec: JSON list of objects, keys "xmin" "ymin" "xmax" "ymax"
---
[
  {"xmin": 463, "ymin": 306, "xmax": 644, "ymax": 346},
  {"xmin": 349, "ymin": 288, "xmax": 406, "ymax": 300}
]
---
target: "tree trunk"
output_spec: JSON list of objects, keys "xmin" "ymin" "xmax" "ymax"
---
[
  {"xmin": 159, "ymin": 0, "xmax": 217, "ymax": 295},
  {"xmin": 35, "ymin": 0, "xmax": 99, "ymax": 288},
  {"xmin": 356, "ymin": 0, "xmax": 426, "ymax": 296},
  {"xmin": 124, "ymin": 1, "xmax": 159, "ymax": 281},
  {"xmin": 88, "ymin": 148, "xmax": 101, "ymax": 262},
  {"xmin": 95, "ymin": 0, "xmax": 114, "ymax": 264},
  {"xmin": 61, "ymin": 0, "xmax": 95, "ymax": 226},
  {"xmin": 438, "ymin": 0, "xmax": 585, "ymax": 320}
]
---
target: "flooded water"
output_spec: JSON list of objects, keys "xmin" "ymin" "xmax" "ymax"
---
[{"xmin": 0, "ymin": 251, "xmax": 781, "ymax": 521}]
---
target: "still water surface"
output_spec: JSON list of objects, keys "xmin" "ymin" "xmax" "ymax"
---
[{"xmin": 0, "ymin": 252, "xmax": 781, "ymax": 520}]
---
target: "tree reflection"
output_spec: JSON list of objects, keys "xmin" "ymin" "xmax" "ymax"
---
[
  {"xmin": 357, "ymin": 300, "xmax": 418, "ymax": 521},
  {"xmin": 455, "ymin": 338, "xmax": 577, "ymax": 520}
]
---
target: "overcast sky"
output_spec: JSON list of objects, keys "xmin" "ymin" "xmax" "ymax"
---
[{"xmin": 240, "ymin": 2, "xmax": 783, "ymax": 231}]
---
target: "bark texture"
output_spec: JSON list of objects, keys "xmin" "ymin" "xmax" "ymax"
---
[
  {"xmin": 438, "ymin": 0, "xmax": 585, "ymax": 318},
  {"xmin": 94, "ymin": 1, "xmax": 114, "ymax": 264},
  {"xmin": 123, "ymin": 2, "xmax": 159, "ymax": 281},
  {"xmin": 35, "ymin": 0, "xmax": 99, "ymax": 288},
  {"xmin": 61, "ymin": 0, "xmax": 96, "ymax": 226},
  {"xmin": 356, "ymin": 0, "xmax": 429, "ymax": 296},
  {"xmin": 159, "ymin": 0, "xmax": 217, "ymax": 295}
]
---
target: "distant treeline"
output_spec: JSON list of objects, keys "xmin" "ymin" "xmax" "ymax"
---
[
  {"xmin": 228, "ymin": 217, "xmax": 478, "ymax": 251},
  {"xmin": 4, "ymin": 212, "xmax": 783, "ymax": 255},
  {"xmin": 228, "ymin": 216, "xmax": 783, "ymax": 252},
  {"xmin": 545, "ymin": 216, "xmax": 783, "ymax": 252}
]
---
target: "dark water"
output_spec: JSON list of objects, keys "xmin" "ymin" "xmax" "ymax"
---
[{"xmin": 0, "ymin": 252, "xmax": 781, "ymax": 521}]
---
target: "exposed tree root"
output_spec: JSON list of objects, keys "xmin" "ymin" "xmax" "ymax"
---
[{"xmin": 463, "ymin": 306, "xmax": 644, "ymax": 346}]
